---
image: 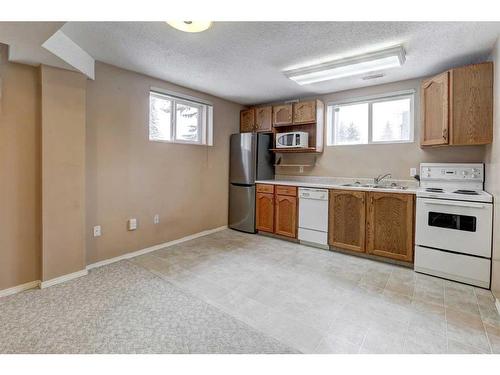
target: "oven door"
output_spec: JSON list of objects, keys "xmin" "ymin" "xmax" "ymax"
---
[{"xmin": 415, "ymin": 198, "xmax": 492, "ymax": 258}]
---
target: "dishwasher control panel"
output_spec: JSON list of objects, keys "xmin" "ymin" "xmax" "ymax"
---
[{"xmin": 298, "ymin": 188, "xmax": 328, "ymax": 200}]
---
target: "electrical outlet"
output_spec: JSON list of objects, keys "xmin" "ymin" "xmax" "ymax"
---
[
  {"xmin": 410, "ymin": 167, "xmax": 417, "ymax": 177},
  {"xmin": 128, "ymin": 218, "xmax": 137, "ymax": 231},
  {"xmin": 93, "ymin": 225, "xmax": 101, "ymax": 237},
  {"xmin": 153, "ymin": 214, "xmax": 160, "ymax": 224}
]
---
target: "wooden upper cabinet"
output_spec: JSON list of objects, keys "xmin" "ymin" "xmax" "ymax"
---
[
  {"xmin": 293, "ymin": 100, "xmax": 317, "ymax": 124},
  {"xmin": 255, "ymin": 106, "xmax": 273, "ymax": 132},
  {"xmin": 329, "ymin": 190, "xmax": 366, "ymax": 253},
  {"xmin": 421, "ymin": 72, "xmax": 449, "ymax": 146},
  {"xmin": 272, "ymin": 104, "xmax": 293, "ymax": 126},
  {"xmin": 366, "ymin": 192, "xmax": 414, "ymax": 262},
  {"xmin": 240, "ymin": 108, "xmax": 255, "ymax": 133},
  {"xmin": 274, "ymin": 194, "xmax": 297, "ymax": 238},
  {"xmin": 256, "ymin": 192, "xmax": 274, "ymax": 233},
  {"xmin": 450, "ymin": 62, "xmax": 493, "ymax": 145},
  {"xmin": 421, "ymin": 62, "xmax": 493, "ymax": 147}
]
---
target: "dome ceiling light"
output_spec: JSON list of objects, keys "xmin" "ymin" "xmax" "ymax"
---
[{"xmin": 166, "ymin": 21, "xmax": 212, "ymax": 33}]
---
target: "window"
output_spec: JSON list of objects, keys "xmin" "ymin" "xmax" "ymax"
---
[
  {"xmin": 149, "ymin": 90, "xmax": 213, "ymax": 145},
  {"xmin": 327, "ymin": 92, "xmax": 414, "ymax": 146}
]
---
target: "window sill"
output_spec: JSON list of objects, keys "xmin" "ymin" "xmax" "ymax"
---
[
  {"xmin": 327, "ymin": 140, "xmax": 415, "ymax": 147},
  {"xmin": 149, "ymin": 138, "xmax": 212, "ymax": 147}
]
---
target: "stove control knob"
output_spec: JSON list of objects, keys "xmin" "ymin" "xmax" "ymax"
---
[{"xmin": 462, "ymin": 170, "xmax": 468, "ymax": 177}]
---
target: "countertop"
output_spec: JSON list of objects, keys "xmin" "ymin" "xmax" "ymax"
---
[{"xmin": 255, "ymin": 177, "xmax": 418, "ymax": 195}]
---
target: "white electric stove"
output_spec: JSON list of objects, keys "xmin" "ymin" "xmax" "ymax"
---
[{"xmin": 414, "ymin": 163, "xmax": 493, "ymax": 288}]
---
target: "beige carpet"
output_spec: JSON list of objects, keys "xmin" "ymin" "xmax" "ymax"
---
[{"xmin": 0, "ymin": 261, "xmax": 297, "ymax": 354}]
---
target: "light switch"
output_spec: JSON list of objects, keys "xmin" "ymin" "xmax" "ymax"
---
[
  {"xmin": 153, "ymin": 214, "xmax": 160, "ymax": 224},
  {"xmin": 128, "ymin": 218, "xmax": 137, "ymax": 231},
  {"xmin": 93, "ymin": 225, "xmax": 101, "ymax": 237}
]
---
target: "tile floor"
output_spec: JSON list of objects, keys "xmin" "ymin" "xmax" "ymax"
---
[{"xmin": 131, "ymin": 229, "xmax": 500, "ymax": 354}]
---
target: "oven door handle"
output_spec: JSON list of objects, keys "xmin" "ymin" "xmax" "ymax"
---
[{"xmin": 423, "ymin": 201, "xmax": 487, "ymax": 209}]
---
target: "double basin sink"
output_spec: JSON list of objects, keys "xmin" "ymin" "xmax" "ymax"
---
[{"xmin": 341, "ymin": 182, "xmax": 408, "ymax": 190}]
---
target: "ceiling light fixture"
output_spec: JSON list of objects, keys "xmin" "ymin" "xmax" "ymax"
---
[
  {"xmin": 284, "ymin": 46, "xmax": 406, "ymax": 85},
  {"xmin": 166, "ymin": 21, "xmax": 212, "ymax": 33}
]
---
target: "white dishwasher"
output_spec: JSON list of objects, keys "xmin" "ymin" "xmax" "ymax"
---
[{"xmin": 298, "ymin": 188, "xmax": 329, "ymax": 248}]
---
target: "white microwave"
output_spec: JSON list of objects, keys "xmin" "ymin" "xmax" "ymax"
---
[{"xmin": 275, "ymin": 132, "xmax": 309, "ymax": 148}]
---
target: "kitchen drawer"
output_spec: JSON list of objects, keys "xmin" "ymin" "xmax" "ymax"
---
[
  {"xmin": 256, "ymin": 184, "xmax": 274, "ymax": 194},
  {"xmin": 275, "ymin": 185, "xmax": 297, "ymax": 196}
]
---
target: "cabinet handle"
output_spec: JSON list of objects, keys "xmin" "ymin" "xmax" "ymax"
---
[{"xmin": 442, "ymin": 128, "xmax": 448, "ymax": 139}]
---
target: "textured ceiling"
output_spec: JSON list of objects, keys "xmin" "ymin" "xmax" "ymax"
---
[
  {"xmin": 61, "ymin": 22, "xmax": 500, "ymax": 104},
  {"xmin": 4, "ymin": 22, "xmax": 500, "ymax": 105}
]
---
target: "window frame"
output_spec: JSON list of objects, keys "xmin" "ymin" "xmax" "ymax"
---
[
  {"xmin": 327, "ymin": 90, "xmax": 415, "ymax": 146},
  {"xmin": 149, "ymin": 88, "xmax": 213, "ymax": 146}
]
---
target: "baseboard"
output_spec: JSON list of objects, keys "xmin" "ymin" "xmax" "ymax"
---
[
  {"xmin": 86, "ymin": 225, "xmax": 228, "ymax": 270},
  {"xmin": 40, "ymin": 269, "xmax": 88, "ymax": 289},
  {"xmin": 0, "ymin": 280, "xmax": 40, "ymax": 298},
  {"xmin": 1, "ymin": 226, "xmax": 228, "ymax": 298}
]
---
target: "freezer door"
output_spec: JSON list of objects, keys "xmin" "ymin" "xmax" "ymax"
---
[
  {"xmin": 229, "ymin": 184, "xmax": 256, "ymax": 233},
  {"xmin": 230, "ymin": 133, "xmax": 256, "ymax": 184}
]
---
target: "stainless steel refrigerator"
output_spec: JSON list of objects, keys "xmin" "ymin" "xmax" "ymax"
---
[{"xmin": 229, "ymin": 133, "xmax": 274, "ymax": 233}]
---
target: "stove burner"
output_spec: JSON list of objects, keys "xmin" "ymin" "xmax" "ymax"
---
[
  {"xmin": 453, "ymin": 189, "xmax": 480, "ymax": 195},
  {"xmin": 425, "ymin": 188, "xmax": 444, "ymax": 193}
]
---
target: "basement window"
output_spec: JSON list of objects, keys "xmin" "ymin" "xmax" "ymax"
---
[
  {"xmin": 149, "ymin": 90, "xmax": 213, "ymax": 145},
  {"xmin": 327, "ymin": 91, "xmax": 414, "ymax": 146}
]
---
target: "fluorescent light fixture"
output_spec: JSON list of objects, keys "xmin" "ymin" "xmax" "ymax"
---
[
  {"xmin": 167, "ymin": 21, "xmax": 212, "ymax": 33},
  {"xmin": 284, "ymin": 46, "xmax": 406, "ymax": 85}
]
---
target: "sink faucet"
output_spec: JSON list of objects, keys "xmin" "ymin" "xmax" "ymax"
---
[{"xmin": 374, "ymin": 173, "xmax": 392, "ymax": 185}]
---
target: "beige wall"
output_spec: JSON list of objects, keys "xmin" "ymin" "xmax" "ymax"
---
[
  {"xmin": 85, "ymin": 62, "xmax": 242, "ymax": 264},
  {"xmin": 0, "ymin": 45, "xmax": 41, "ymax": 290},
  {"xmin": 41, "ymin": 65, "xmax": 87, "ymax": 281},
  {"xmin": 277, "ymin": 78, "xmax": 486, "ymax": 180},
  {"xmin": 485, "ymin": 37, "xmax": 500, "ymax": 298}
]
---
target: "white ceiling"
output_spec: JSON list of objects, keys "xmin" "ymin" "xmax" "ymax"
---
[
  {"xmin": 0, "ymin": 22, "xmax": 74, "ymax": 70},
  {"xmin": 3, "ymin": 22, "xmax": 500, "ymax": 105}
]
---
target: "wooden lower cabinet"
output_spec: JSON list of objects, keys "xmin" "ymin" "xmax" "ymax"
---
[
  {"xmin": 274, "ymin": 194, "xmax": 297, "ymax": 238},
  {"xmin": 366, "ymin": 192, "xmax": 414, "ymax": 262},
  {"xmin": 255, "ymin": 184, "xmax": 297, "ymax": 238},
  {"xmin": 329, "ymin": 190, "xmax": 366, "ymax": 253},
  {"xmin": 256, "ymin": 192, "xmax": 274, "ymax": 233}
]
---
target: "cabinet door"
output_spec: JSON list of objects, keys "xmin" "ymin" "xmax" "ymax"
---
[
  {"xmin": 240, "ymin": 108, "xmax": 255, "ymax": 133},
  {"xmin": 256, "ymin": 192, "xmax": 274, "ymax": 233},
  {"xmin": 255, "ymin": 106, "xmax": 273, "ymax": 132},
  {"xmin": 293, "ymin": 100, "xmax": 317, "ymax": 124},
  {"xmin": 272, "ymin": 104, "xmax": 293, "ymax": 126},
  {"xmin": 367, "ymin": 192, "xmax": 414, "ymax": 262},
  {"xmin": 421, "ymin": 72, "xmax": 449, "ymax": 146},
  {"xmin": 450, "ymin": 62, "xmax": 493, "ymax": 145},
  {"xmin": 329, "ymin": 190, "xmax": 366, "ymax": 253},
  {"xmin": 275, "ymin": 194, "xmax": 297, "ymax": 238}
]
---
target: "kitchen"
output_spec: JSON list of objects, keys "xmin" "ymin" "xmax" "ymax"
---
[
  {"xmin": 1, "ymin": 15, "xmax": 500, "ymax": 363},
  {"xmin": 229, "ymin": 60, "xmax": 494, "ymax": 289}
]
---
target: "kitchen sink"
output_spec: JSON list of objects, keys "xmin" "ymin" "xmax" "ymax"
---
[
  {"xmin": 341, "ymin": 183, "xmax": 374, "ymax": 188},
  {"xmin": 341, "ymin": 183, "xmax": 407, "ymax": 190},
  {"xmin": 373, "ymin": 185, "xmax": 408, "ymax": 190}
]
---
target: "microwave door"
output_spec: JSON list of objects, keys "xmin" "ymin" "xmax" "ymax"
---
[{"xmin": 277, "ymin": 134, "xmax": 293, "ymax": 147}]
